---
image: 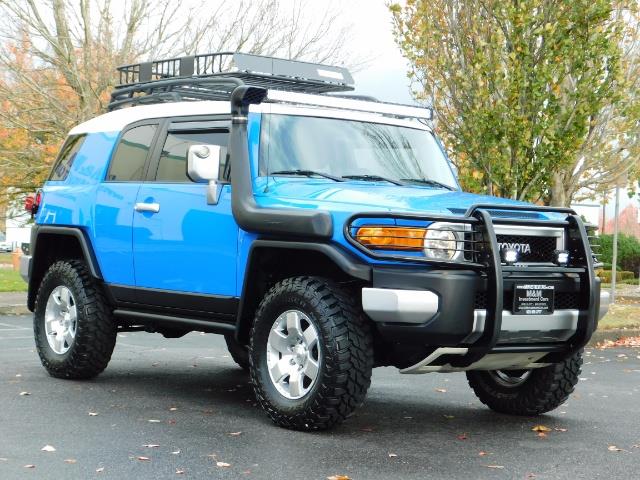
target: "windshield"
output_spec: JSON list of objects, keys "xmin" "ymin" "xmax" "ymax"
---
[{"xmin": 259, "ymin": 114, "xmax": 458, "ymax": 189}]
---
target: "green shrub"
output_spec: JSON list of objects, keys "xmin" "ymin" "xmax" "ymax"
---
[
  {"xmin": 595, "ymin": 234, "xmax": 640, "ymax": 278},
  {"xmin": 596, "ymin": 269, "xmax": 636, "ymax": 282}
]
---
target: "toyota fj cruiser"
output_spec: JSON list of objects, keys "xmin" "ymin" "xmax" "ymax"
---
[{"xmin": 22, "ymin": 52, "xmax": 609, "ymax": 430}]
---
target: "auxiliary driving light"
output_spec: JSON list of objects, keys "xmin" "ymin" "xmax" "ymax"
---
[
  {"xmin": 501, "ymin": 248, "xmax": 518, "ymax": 265},
  {"xmin": 554, "ymin": 250, "xmax": 570, "ymax": 266}
]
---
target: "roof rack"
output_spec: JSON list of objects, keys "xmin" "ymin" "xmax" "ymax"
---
[{"xmin": 108, "ymin": 52, "xmax": 354, "ymax": 111}]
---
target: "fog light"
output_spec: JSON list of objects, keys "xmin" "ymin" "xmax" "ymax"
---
[
  {"xmin": 554, "ymin": 250, "xmax": 570, "ymax": 266},
  {"xmin": 501, "ymin": 248, "xmax": 518, "ymax": 265}
]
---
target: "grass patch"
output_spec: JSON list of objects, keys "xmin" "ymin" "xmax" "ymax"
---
[
  {"xmin": 598, "ymin": 304, "xmax": 640, "ymax": 330},
  {"xmin": 0, "ymin": 269, "xmax": 27, "ymax": 292},
  {"xmin": 0, "ymin": 252, "xmax": 13, "ymax": 265}
]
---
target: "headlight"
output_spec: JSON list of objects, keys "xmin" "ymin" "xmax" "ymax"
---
[{"xmin": 423, "ymin": 223, "xmax": 462, "ymax": 260}]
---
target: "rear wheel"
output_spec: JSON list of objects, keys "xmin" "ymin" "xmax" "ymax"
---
[
  {"xmin": 34, "ymin": 260, "xmax": 116, "ymax": 379},
  {"xmin": 249, "ymin": 276, "xmax": 373, "ymax": 430},
  {"xmin": 466, "ymin": 351, "xmax": 583, "ymax": 415}
]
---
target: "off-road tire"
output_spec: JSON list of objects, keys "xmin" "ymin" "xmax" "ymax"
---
[
  {"xmin": 34, "ymin": 260, "xmax": 117, "ymax": 379},
  {"xmin": 466, "ymin": 351, "xmax": 583, "ymax": 415},
  {"xmin": 225, "ymin": 335, "xmax": 250, "ymax": 372},
  {"xmin": 249, "ymin": 276, "xmax": 373, "ymax": 431}
]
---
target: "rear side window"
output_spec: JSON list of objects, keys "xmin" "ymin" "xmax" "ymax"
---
[
  {"xmin": 106, "ymin": 125, "xmax": 157, "ymax": 182},
  {"xmin": 155, "ymin": 130, "xmax": 228, "ymax": 183},
  {"xmin": 49, "ymin": 135, "xmax": 86, "ymax": 180}
]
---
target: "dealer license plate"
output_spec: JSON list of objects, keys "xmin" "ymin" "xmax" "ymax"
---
[{"xmin": 513, "ymin": 284, "xmax": 554, "ymax": 315}]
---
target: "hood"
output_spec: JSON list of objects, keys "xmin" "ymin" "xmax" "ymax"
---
[{"xmin": 256, "ymin": 178, "xmax": 531, "ymax": 215}]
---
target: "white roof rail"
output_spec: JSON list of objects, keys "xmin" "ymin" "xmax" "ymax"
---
[{"xmin": 266, "ymin": 90, "xmax": 432, "ymax": 120}]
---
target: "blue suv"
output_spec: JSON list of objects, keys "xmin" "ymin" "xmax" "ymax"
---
[{"xmin": 22, "ymin": 53, "xmax": 609, "ymax": 430}]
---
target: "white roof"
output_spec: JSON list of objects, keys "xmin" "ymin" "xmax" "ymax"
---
[{"xmin": 69, "ymin": 101, "xmax": 230, "ymax": 134}]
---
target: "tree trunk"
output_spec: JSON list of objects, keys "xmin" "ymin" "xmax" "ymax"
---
[{"xmin": 548, "ymin": 172, "xmax": 570, "ymax": 207}]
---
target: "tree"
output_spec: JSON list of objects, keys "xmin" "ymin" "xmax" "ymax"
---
[
  {"xmin": 391, "ymin": 0, "xmax": 632, "ymax": 205},
  {"xmin": 0, "ymin": 0, "xmax": 356, "ymax": 206}
]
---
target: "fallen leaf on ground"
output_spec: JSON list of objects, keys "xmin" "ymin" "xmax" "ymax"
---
[
  {"xmin": 169, "ymin": 407, "xmax": 178, "ymax": 411},
  {"xmin": 388, "ymin": 453, "xmax": 398, "ymax": 458},
  {"xmin": 88, "ymin": 412, "xmax": 98, "ymax": 416},
  {"xmin": 137, "ymin": 456, "xmax": 150, "ymax": 461},
  {"xmin": 176, "ymin": 469, "xmax": 185, "ymax": 475},
  {"xmin": 360, "ymin": 427, "xmax": 374, "ymax": 432},
  {"xmin": 537, "ymin": 432, "xmax": 548, "ymax": 438},
  {"xmin": 608, "ymin": 445, "xmax": 624, "ymax": 452},
  {"xmin": 443, "ymin": 415, "xmax": 455, "ymax": 419},
  {"xmin": 532, "ymin": 425, "xmax": 552, "ymax": 433},
  {"xmin": 478, "ymin": 451, "xmax": 490, "ymax": 456},
  {"xmin": 41, "ymin": 445, "xmax": 56, "ymax": 452},
  {"xmin": 148, "ymin": 419, "xmax": 161, "ymax": 423},
  {"xmin": 171, "ymin": 450, "xmax": 181, "ymax": 455},
  {"xmin": 24, "ymin": 465, "xmax": 35, "ymax": 469},
  {"xmin": 435, "ymin": 388, "xmax": 447, "ymax": 393},
  {"xmin": 597, "ymin": 337, "xmax": 640, "ymax": 349},
  {"xmin": 96, "ymin": 467, "xmax": 104, "ymax": 473},
  {"xmin": 227, "ymin": 432, "xmax": 242, "ymax": 436},
  {"xmin": 457, "ymin": 434, "xmax": 468, "ymax": 440},
  {"xmin": 19, "ymin": 391, "xmax": 30, "ymax": 396},
  {"xmin": 483, "ymin": 465, "xmax": 504, "ymax": 469},
  {"xmin": 327, "ymin": 476, "xmax": 351, "ymax": 480},
  {"xmin": 64, "ymin": 459, "xmax": 77, "ymax": 464},
  {"xmin": 216, "ymin": 461, "xmax": 231, "ymax": 467},
  {"xmin": 554, "ymin": 427, "xmax": 568, "ymax": 432},
  {"xmin": 143, "ymin": 444, "xmax": 160, "ymax": 448}
]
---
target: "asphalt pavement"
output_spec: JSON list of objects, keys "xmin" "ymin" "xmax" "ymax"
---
[{"xmin": 0, "ymin": 313, "xmax": 639, "ymax": 480}]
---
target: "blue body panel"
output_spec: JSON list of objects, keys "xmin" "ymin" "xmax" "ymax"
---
[{"xmin": 37, "ymin": 110, "xmax": 533, "ymax": 299}]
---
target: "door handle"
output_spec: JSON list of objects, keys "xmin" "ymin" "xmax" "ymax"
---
[{"xmin": 134, "ymin": 202, "xmax": 160, "ymax": 213}]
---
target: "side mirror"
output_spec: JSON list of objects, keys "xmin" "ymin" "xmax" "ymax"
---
[{"xmin": 187, "ymin": 144, "xmax": 227, "ymax": 204}]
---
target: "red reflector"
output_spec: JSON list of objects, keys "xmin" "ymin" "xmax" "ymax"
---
[{"xmin": 24, "ymin": 194, "xmax": 35, "ymax": 212}]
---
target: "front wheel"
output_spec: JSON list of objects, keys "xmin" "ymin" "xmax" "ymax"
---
[
  {"xmin": 466, "ymin": 351, "xmax": 583, "ymax": 415},
  {"xmin": 249, "ymin": 276, "xmax": 373, "ymax": 431}
]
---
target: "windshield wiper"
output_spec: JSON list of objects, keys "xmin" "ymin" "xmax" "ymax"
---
[
  {"xmin": 270, "ymin": 169, "xmax": 344, "ymax": 182},
  {"xmin": 400, "ymin": 178, "xmax": 457, "ymax": 191},
  {"xmin": 341, "ymin": 175, "xmax": 405, "ymax": 186}
]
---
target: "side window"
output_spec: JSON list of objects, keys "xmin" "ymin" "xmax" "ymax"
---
[
  {"xmin": 155, "ymin": 130, "xmax": 228, "ymax": 183},
  {"xmin": 106, "ymin": 125, "xmax": 157, "ymax": 182},
  {"xmin": 49, "ymin": 135, "xmax": 86, "ymax": 181}
]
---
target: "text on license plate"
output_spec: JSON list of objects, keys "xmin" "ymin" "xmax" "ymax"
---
[{"xmin": 513, "ymin": 284, "xmax": 554, "ymax": 315}]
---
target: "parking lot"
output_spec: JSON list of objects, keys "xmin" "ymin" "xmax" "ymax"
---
[{"xmin": 1, "ymin": 313, "xmax": 639, "ymax": 479}]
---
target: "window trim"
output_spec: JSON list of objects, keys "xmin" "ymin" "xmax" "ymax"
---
[
  {"xmin": 146, "ymin": 115, "xmax": 231, "ymax": 184},
  {"xmin": 48, "ymin": 134, "xmax": 87, "ymax": 181},
  {"xmin": 103, "ymin": 120, "xmax": 161, "ymax": 183}
]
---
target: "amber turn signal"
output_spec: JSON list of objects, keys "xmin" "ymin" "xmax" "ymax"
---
[{"xmin": 355, "ymin": 227, "xmax": 427, "ymax": 250}]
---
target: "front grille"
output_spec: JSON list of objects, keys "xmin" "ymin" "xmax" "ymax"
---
[
  {"xmin": 495, "ymin": 234, "xmax": 557, "ymax": 263},
  {"xmin": 474, "ymin": 291, "xmax": 580, "ymax": 310}
]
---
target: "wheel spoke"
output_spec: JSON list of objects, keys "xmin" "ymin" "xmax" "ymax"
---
[
  {"xmin": 302, "ymin": 325, "xmax": 318, "ymax": 349},
  {"xmin": 270, "ymin": 357, "xmax": 291, "ymax": 383},
  {"xmin": 53, "ymin": 333, "xmax": 65, "ymax": 353},
  {"xmin": 285, "ymin": 311, "xmax": 302, "ymax": 337},
  {"xmin": 288, "ymin": 369, "xmax": 303, "ymax": 397},
  {"xmin": 268, "ymin": 329, "xmax": 290, "ymax": 354},
  {"xmin": 63, "ymin": 329, "xmax": 74, "ymax": 347},
  {"xmin": 60, "ymin": 288, "xmax": 71, "ymax": 309},
  {"xmin": 304, "ymin": 358, "xmax": 319, "ymax": 381}
]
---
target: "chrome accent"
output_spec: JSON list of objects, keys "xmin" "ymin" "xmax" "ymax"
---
[
  {"xmin": 44, "ymin": 286, "xmax": 77, "ymax": 355},
  {"xmin": 362, "ymin": 288, "xmax": 439, "ymax": 324},
  {"xmin": 19, "ymin": 255, "xmax": 32, "ymax": 282},
  {"xmin": 134, "ymin": 202, "xmax": 160, "ymax": 213},
  {"xmin": 488, "ymin": 369, "xmax": 532, "ymax": 388},
  {"xmin": 463, "ymin": 309, "xmax": 579, "ymax": 345},
  {"xmin": 599, "ymin": 291, "xmax": 610, "ymax": 320},
  {"xmin": 401, "ymin": 350, "xmax": 549, "ymax": 374},
  {"xmin": 266, "ymin": 310, "xmax": 320, "ymax": 400},
  {"xmin": 493, "ymin": 225, "xmax": 564, "ymax": 238},
  {"xmin": 266, "ymin": 89, "xmax": 433, "ymax": 120}
]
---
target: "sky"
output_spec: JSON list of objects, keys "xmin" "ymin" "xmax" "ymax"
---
[{"xmin": 340, "ymin": 1, "xmax": 415, "ymax": 104}]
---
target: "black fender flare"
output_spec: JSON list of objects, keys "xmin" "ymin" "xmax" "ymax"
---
[
  {"xmin": 27, "ymin": 225, "xmax": 102, "ymax": 310},
  {"xmin": 235, "ymin": 240, "xmax": 371, "ymax": 342}
]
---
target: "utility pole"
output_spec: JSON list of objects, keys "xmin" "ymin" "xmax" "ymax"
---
[{"xmin": 610, "ymin": 176, "xmax": 625, "ymax": 304}]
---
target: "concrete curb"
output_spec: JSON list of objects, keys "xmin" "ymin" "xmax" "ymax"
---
[
  {"xmin": 588, "ymin": 328, "xmax": 640, "ymax": 346},
  {"xmin": 0, "ymin": 305, "xmax": 30, "ymax": 316}
]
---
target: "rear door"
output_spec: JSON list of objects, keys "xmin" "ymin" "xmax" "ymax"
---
[
  {"xmin": 94, "ymin": 122, "xmax": 159, "ymax": 286},
  {"xmin": 132, "ymin": 118, "xmax": 238, "ymax": 298}
]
